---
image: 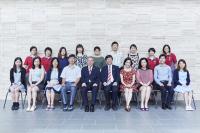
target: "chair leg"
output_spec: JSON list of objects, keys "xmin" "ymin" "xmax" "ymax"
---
[
  {"xmin": 192, "ymin": 95, "xmax": 196, "ymax": 110},
  {"xmin": 3, "ymin": 90, "xmax": 10, "ymax": 109},
  {"xmin": 20, "ymin": 92, "xmax": 24, "ymax": 109},
  {"xmin": 174, "ymin": 92, "xmax": 178, "ymax": 110},
  {"xmin": 23, "ymin": 93, "xmax": 27, "ymax": 108}
]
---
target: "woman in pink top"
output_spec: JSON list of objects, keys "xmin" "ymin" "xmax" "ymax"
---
[{"xmin": 136, "ymin": 58, "xmax": 153, "ymax": 111}]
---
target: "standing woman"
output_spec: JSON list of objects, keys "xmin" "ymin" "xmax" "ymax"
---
[
  {"xmin": 76, "ymin": 44, "xmax": 88, "ymax": 69},
  {"xmin": 10, "ymin": 57, "xmax": 26, "ymax": 110},
  {"xmin": 163, "ymin": 44, "xmax": 177, "ymax": 71},
  {"xmin": 58, "ymin": 47, "xmax": 69, "ymax": 72},
  {"xmin": 27, "ymin": 57, "xmax": 45, "ymax": 112},
  {"xmin": 128, "ymin": 44, "xmax": 140, "ymax": 70},
  {"xmin": 174, "ymin": 59, "xmax": 194, "ymax": 111},
  {"xmin": 45, "ymin": 57, "xmax": 62, "ymax": 111},
  {"xmin": 120, "ymin": 57, "xmax": 137, "ymax": 112},
  {"xmin": 93, "ymin": 46, "xmax": 106, "ymax": 69},
  {"xmin": 41, "ymin": 47, "xmax": 53, "ymax": 73},
  {"xmin": 136, "ymin": 58, "xmax": 153, "ymax": 111}
]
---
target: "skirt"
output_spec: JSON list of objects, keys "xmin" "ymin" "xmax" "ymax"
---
[
  {"xmin": 10, "ymin": 84, "xmax": 26, "ymax": 92},
  {"xmin": 32, "ymin": 81, "xmax": 44, "ymax": 90},
  {"xmin": 174, "ymin": 85, "xmax": 192, "ymax": 93}
]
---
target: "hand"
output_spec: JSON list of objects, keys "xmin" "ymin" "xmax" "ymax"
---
[
  {"xmin": 82, "ymin": 83, "xmax": 87, "ymax": 87},
  {"xmin": 103, "ymin": 82, "xmax": 108, "ymax": 86},
  {"xmin": 93, "ymin": 83, "xmax": 98, "ymax": 87},
  {"xmin": 31, "ymin": 84, "xmax": 36, "ymax": 88}
]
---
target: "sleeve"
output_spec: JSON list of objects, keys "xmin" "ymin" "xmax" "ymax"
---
[
  {"xmin": 10, "ymin": 69, "xmax": 14, "ymax": 84},
  {"xmin": 168, "ymin": 67, "xmax": 172, "ymax": 84},
  {"xmin": 172, "ymin": 53, "xmax": 177, "ymax": 64},
  {"xmin": 24, "ymin": 57, "xmax": 28, "ymax": 65},
  {"xmin": 77, "ymin": 67, "xmax": 81, "ymax": 78},
  {"xmin": 186, "ymin": 71, "xmax": 191, "ymax": 85},
  {"xmin": 154, "ymin": 67, "xmax": 162, "ymax": 85},
  {"xmin": 81, "ymin": 68, "xmax": 85, "ymax": 83},
  {"xmin": 149, "ymin": 70, "xmax": 154, "ymax": 84},
  {"xmin": 60, "ymin": 68, "xmax": 66, "ymax": 79},
  {"xmin": 136, "ymin": 70, "xmax": 142, "ymax": 84}
]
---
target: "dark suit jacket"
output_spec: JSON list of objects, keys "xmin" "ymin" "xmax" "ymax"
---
[
  {"xmin": 81, "ymin": 65, "xmax": 100, "ymax": 85},
  {"xmin": 101, "ymin": 65, "xmax": 120, "ymax": 83}
]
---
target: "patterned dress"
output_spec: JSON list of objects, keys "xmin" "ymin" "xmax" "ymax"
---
[{"xmin": 120, "ymin": 69, "xmax": 138, "ymax": 92}]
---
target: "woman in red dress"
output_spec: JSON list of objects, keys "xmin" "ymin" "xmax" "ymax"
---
[{"xmin": 120, "ymin": 57, "xmax": 138, "ymax": 112}]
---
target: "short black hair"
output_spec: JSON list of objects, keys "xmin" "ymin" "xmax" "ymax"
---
[
  {"xmin": 130, "ymin": 44, "xmax": 137, "ymax": 50},
  {"xmin": 32, "ymin": 57, "xmax": 41, "ymax": 69},
  {"xmin": 76, "ymin": 44, "xmax": 84, "ymax": 55},
  {"xmin": 163, "ymin": 44, "xmax": 171, "ymax": 54},
  {"xmin": 138, "ymin": 57, "xmax": 150, "ymax": 69},
  {"xmin": 159, "ymin": 54, "xmax": 166, "ymax": 59},
  {"xmin": 44, "ymin": 47, "xmax": 52, "ymax": 56},
  {"xmin": 111, "ymin": 41, "xmax": 119, "ymax": 47},
  {"xmin": 123, "ymin": 57, "xmax": 133, "ymax": 66},
  {"xmin": 68, "ymin": 54, "xmax": 76, "ymax": 59},
  {"xmin": 30, "ymin": 46, "xmax": 37, "ymax": 52},
  {"xmin": 148, "ymin": 48, "xmax": 156, "ymax": 53},
  {"xmin": 105, "ymin": 55, "xmax": 113, "ymax": 60},
  {"xmin": 94, "ymin": 46, "xmax": 101, "ymax": 51}
]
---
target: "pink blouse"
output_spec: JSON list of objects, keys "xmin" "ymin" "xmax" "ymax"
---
[{"xmin": 136, "ymin": 69, "xmax": 153, "ymax": 84}]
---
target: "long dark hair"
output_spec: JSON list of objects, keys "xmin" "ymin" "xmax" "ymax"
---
[
  {"xmin": 76, "ymin": 44, "xmax": 84, "ymax": 55},
  {"xmin": 163, "ymin": 44, "xmax": 171, "ymax": 54},
  {"xmin": 177, "ymin": 59, "xmax": 188, "ymax": 72},
  {"xmin": 58, "ymin": 47, "xmax": 68, "ymax": 58},
  {"xmin": 32, "ymin": 57, "xmax": 42, "ymax": 69},
  {"xmin": 13, "ymin": 57, "xmax": 23, "ymax": 73},
  {"xmin": 49, "ymin": 57, "xmax": 60, "ymax": 71},
  {"xmin": 138, "ymin": 58, "xmax": 150, "ymax": 70}
]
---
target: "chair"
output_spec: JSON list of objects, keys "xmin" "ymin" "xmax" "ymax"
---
[
  {"xmin": 174, "ymin": 90, "xmax": 196, "ymax": 110},
  {"xmin": 3, "ymin": 87, "xmax": 26, "ymax": 109}
]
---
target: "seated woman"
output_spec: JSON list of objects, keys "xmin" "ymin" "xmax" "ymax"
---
[
  {"xmin": 120, "ymin": 57, "xmax": 137, "ymax": 112},
  {"xmin": 174, "ymin": 59, "xmax": 194, "ymax": 111},
  {"xmin": 27, "ymin": 57, "xmax": 45, "ymax": 112},
  {"xmin": 10, "ymin": 57, "xmax": 26, "ymax": 110},
  {"xmin": 45, "ymin": 57, "xmax": 62, "ymax": 111},
  {"xmin": 136, "ymin": 58, "xmax": 153, "ymax": 111}
]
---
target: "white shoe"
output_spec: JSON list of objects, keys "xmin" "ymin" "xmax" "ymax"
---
[
  {"xmin": 26, "ymin": 107, "xmax": 31, "ymax": 112},
  {"xmin": 188, "ymin": 106, "xmax": 194, "ymax": 111},
  {"xmin": 30, "ymin": 106, "xmax": 36, "ymax": 112},
  {"xmin": 185, "ymin": 106, "xmax": 190, "ymax": 111}
]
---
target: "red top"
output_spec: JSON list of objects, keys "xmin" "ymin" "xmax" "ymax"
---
[
  {"xmin": 165, "ymin": 53, "xmax": 177, "ymax": 67},
  {"xmin": 41, "ymin": 57, "xmax": 52, "ymax": 72},
  {"xmin": 24, "ymin": 56, "xmax": 34, "ymax": 73},
  {"xmin": 147, "ymin": 57, "xmax": 159, "ymax": 71}
]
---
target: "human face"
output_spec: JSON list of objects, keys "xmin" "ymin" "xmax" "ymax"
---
[
  {"xmin": 61, "ymin": 49, "xmax": 66, "ymax": 56},
  {"xmin": 31, "ymin": 48, "xmax": 37, "ymax": 56},
  {"xmin": 34, "ymin": 59, "xmax": 40, "ymax": 67},
  {"xmin": 45, "ymin": 50, "xmax": 52, "ymax": 57},
  {"xmin": 130, "ymin": 47, "xmax": 137, "ymax": 54},
  {"xmin": 52, "ymin": 59, "xmax": 58, "ymax": 68},
  {"xmin": 141, "ymin": 59, "xmax": 147, "ymax": 68},
  {"xmin": 125, "ymin": 60, "xmax": 131, "ymax": 68},
  {"xmin": 159, "ymin": 56, "xmax": 166, "ymax": 64},
  {"xmin": 68, "ymin": 57, "xmax": 75, "ymax": 65},
  {"xmin": 149, "ymin": 51, "xmax": 155, "ymax": 57},
  {"xmin": 94, "ymin": 49, "xmax": 100, "ymax": 56},
  {"xmin": 15, "ymin": 60, "xmax": 22, "ymax": 68},
  {"xmin": 77, "ymin": 47, "xmax": 83, "ymax": 54},
  {"xmin": 106, "ymin": 58, "xmax": 113, "ymax": 65},
  {"xmin": 179, "ymin": 61, "xmax": 186, "ymax": 70},
  {"xmin": 112, "ymin": 44, "xmax": 118, "ymax": 52},
  {"xmin": 87, "ymin": 57, "xmax": 94, "ymax": 66},
  {"xmin": 164, "ymin": 46, "xmax": 170, "ymax": 54}
]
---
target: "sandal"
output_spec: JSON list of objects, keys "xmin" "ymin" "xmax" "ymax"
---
[
  {"xmin": 140, "ymin": 108, "xmax": 145, "ymax": 111},
  {"xmin": 46, "ymin": 105, "xmax": 51, "ymax": 111}
]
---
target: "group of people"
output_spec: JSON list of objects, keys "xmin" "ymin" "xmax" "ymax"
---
[{"xmin": 9, "ymin": 42, "xmax": 194, "ymax": 112}]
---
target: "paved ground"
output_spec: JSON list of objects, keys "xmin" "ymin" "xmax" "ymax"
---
[{"xmin": 0, "ymin": 100, "xmax": 199, "ymax": 133}]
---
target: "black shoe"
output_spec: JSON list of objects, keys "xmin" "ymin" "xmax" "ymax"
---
[
  {"xmin": 166, "ymin": 104, "xmax": 172, "ymax": 110},
  {"xmin": 63, "ymin": 105, "xmax": 68, "ymax": 112},
  {"xmin": 162, "ymin": 103, "xmax": 166, "ymax": 110},
  {"xmin": 85, "ymin": 105, "xmax": 89, "ymax": 112},
  {"xmin": 11, "ymin": 103, "xmax": 15, "ymax": 111},
  {"xmin": 15, "ymin": 102, "xmax": 19, "ymax": 110},
  {"xmin": 90, "ymin": 105, "xmax": 95, "ymax": 112},
  {"xmin": 112, "ymin": 105, "xmax": 118, "ymax": 111},
  {"xmin": 104, "ymin": 104, "xmax": 111, "ymax": 111}
]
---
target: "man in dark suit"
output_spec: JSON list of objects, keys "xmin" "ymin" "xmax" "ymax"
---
[
  {"xmin": 101, "ymin": 55, "xmax": 120, "ymax": 111},
  {"xmin": 81, "ymin": 56, "xmax": 100, "ymax": 112}
]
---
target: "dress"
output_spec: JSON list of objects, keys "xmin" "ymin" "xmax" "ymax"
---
[{"xmin": 120, "ymin": 69, "xmax": 138, "ymax": 92}]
